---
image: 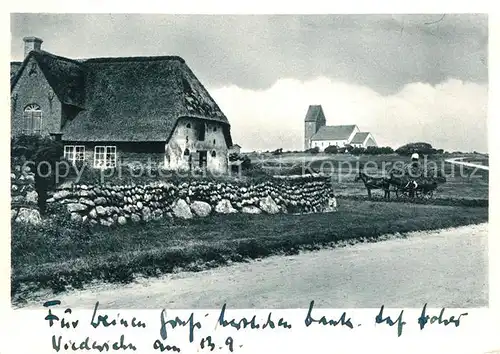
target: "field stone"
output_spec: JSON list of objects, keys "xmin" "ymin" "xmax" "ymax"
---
[
  {"xmin": 96, "ymin": 206, "xmax": 106, "ymax": 216},
  {"xmin": 259, "ymin": 196, "xmax": 280, "ymax": 214},
  {"xmin": 79, "ymin": 198, "xmax": 95, "ymax": 207},
  {"xmin": 53, "ymin": 190, "xmax": 71, "ymax": 200},
  {"xmin": 11, "ymin": 195, "xmax": 25, "ymax": 204},
  {"xmin": 131, "ymin": 213, "xmax": 141, "ymax": 223},
  {"xmin": 215, "ymin": 199, "xmax": 237, "ymax": 214},
  {"xmin": 100, "ymin": 218, "xmax": 114, "ymax": 227},
  {"xmin": 142, "ymin": 207, "xmax": 152, "ymax": 222},
  {"xmin": 89, "ymin": 208, "xmax": 97, "ymax": 219},
  {"xmin": 172, "ymin": 199, "xmax": 193, "ymax": 219},
  {"xmin": 24, "ymin": 175, "xmax": 35, "ymax": 183},
  {"xmin": 118, "ymin": 216, "xmax": 127, "ymax": 225},
  {"xmin": 70, "ymin": 212, "xmax": 83, "ymax": 223},
  {"xmin": 66, "ymin": 203, "xmax": 88, "ymax": 213},
  {"xmin": 15, "ymin": 208, "xmax": 41, "ymax": 225},
  {"xmin": 94, "ymin": 197, "xmax": 107, "ymax": 205},
  {"xmin": 58, "ymin": 181, "xmax": 74, "ymax": 190},
  {"xmin": 241, "ymin": 206, "xmax": 262, "ymax": 214},
  {"xmin": 190, "ymin": 201, "xmax": 212, "ymax": 217}
]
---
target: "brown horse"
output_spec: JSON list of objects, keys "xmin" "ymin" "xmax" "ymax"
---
[{"xmin": 354, "ymin": 171, "xmax": 391, "ymax": 200}]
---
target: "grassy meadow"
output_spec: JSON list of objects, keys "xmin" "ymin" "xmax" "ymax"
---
[
  {"xmin": 12, "ymin": 198, "xmax": 488, "ymax": 301},
  {"xmin": 11, "ymin": 151, "xmax": 489, "ymax": 303},
  {"xmin": 248, "ymin": 152, "xmax": 489, "ymax": 200}
]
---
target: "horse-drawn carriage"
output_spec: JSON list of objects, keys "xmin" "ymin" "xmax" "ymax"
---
[{"xmin": 355, "ymin": 167, "xmax": 446, "ymax": 201}]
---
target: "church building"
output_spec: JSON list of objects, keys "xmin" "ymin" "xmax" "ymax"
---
[{"xmin": 304, "ymin": 105, "xmax": 377, "ymax": 151}]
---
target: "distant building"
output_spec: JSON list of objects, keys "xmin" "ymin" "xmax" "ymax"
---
[
  {"xmin": 303, "ymin": 105, "xmax": 377, "ymax": 151},
  {"xmin": 229, "ymin": 144, "xmax": 241, "ymax": 154}
]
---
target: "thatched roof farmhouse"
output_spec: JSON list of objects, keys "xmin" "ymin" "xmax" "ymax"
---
[{"xmin": 11, "ymin": 37, "xmax": 233, "ymax": 173}]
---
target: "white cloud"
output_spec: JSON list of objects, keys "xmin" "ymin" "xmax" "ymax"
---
[{"xmin": 211, "ymin": 78, "xmax": 488, "ymax": 152}]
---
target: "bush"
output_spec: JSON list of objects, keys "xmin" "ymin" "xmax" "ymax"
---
[
  {"xmin": 324, "ymin": 145, "xmax": 338, "ymax": 154},
  {"xmin": 351, "ymin": 147, "xmax": 365, "ymax": 155},
  {"xmin": 396, "ymin": 142, "xmax": 437, "ymax": 156},
  {"xmin": 364, "ymin": 146, "xmax": 394, "ymax": 155},
  {"xmin": 272, "ymin": 148, "xmax": 283, "ymax": 156},
  {"xmin": 305, "ymin": 147, "xmax": 320, "ymax": 154}
]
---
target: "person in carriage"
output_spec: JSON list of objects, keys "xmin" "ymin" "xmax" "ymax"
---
[{"xmin": 403, "ymin": 153, "xmax": 424, "ymax": 197}]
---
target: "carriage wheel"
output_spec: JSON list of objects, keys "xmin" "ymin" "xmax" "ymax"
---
[
  {"xmin": 396, "ymin": 189, "xmax": 409, "ymax": 200},
  {"xmin": 416, "ymin": 190, "xmax": 434, "ymax": 200},
  {"xmin": 423, "ymin": 190, "xmax": 434, "ymax": 200}
]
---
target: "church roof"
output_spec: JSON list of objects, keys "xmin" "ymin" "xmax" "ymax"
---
[
  {"xmin": 11, "ymin": 51, "xmax": 232, "ymax": 145},
  {"xmin": 311, "ymin": 125, "xmax": 357, "ymax": 141},
  {"xmin": 350, "ymin": 132, "xmax": 370, "ymax": 144}
]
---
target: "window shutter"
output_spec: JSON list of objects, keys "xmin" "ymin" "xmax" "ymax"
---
[
  {"xmin": 33, "ymin": 111, "xmax": 41, "ymax": 133},
  {"xmin": 23, "ymin": 111, "xmax": 31, "ymax": 133}
]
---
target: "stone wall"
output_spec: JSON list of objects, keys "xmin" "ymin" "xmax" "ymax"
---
[
  {"xmin": 11, "ymin": 162, "xmax": 42, "ymax": 225},
  {"xmin": 47, "ymin": 175, "xmax": 337, "ymax": 226}
]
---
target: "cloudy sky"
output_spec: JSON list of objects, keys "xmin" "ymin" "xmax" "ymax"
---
[{"xmin": 11, "ymin": 14, "xmax": 488, "ymax": 152}]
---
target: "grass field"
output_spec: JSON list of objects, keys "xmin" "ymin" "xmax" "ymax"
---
[
  {"xmin": 249, "ymin": 152, "xmax": 489, "ymax": 200},
  {"xmin": 12, "ymin": 199, "xmax": 488, "ymax": 301}
]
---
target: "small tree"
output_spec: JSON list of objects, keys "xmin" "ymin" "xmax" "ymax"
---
[{"xmin": 11, "ymin": 135, "xmax": 65, "ymax": 214}]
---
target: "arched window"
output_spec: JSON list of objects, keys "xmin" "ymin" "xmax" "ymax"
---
[
  {"xmin": 23, "ymin": 103, "xmax": 42, "ymax": 135},
  {"xmin": 184, "ymin": 148, "xmax": 190, "ymax": 156},
  {"xmin": 186, "ymin": 123, "xmax": 191, "ymax": 128},
  {"xmin": 213, "ymin": 127, "xmax": 217, "ymax": 132},
  {"xmin": 211, "ymin": 151, "xmax": 216, "ymax": 158}
]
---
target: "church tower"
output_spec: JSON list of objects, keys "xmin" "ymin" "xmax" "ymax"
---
[{"xmin": 304, "ymin": 105, "xmax": 326, "ymax": 150}]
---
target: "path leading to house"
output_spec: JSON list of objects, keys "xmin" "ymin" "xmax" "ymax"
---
[
  {"xmin": 446, "ymin": 157, "xmax": 489, "ymax": 170},
  {"xmin": 19, "ymin": 223, "xmax": 488, "ymax": 309}
]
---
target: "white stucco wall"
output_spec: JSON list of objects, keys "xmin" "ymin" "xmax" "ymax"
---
[
  {"xmin": 311, "ymin": 139, "xmax": 349, "ymax": 151},
  {"xmin": 164, "ymin": 117, "xmax": 229, "ymax": 173}
]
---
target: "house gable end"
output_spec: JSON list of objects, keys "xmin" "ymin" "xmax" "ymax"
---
[{"xmin": 11, "ymin": 55, "xmax": 63, "ymax": 136}]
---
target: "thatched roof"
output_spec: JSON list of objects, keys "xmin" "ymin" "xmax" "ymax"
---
[
  {"xmin": 11, "ymin": 51, "xmax": 232, "ymax": 146},
  {"xmin": 304, "ymin": 105, "xmax": 324, "ymax": 122},
  {"xmin": 311, "ymin": 125, "xmax": 357, "ymax": 141},
  {"xmin": 350, "ymin": 132, "xmax": 370, "ymax": 144},
  {"xmin": 10, "ymin": 62, "xmax": 22, "ymax": 82},
  {"xmin": 11, "ymin": 51, "xmax": 85, "ymax": 108}
]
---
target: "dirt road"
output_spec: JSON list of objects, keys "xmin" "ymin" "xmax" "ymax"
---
[
  {"xmin": 446, "ymin": 157, "xmax": 489, "ymax": 170},
  {"xmin": 19, "ymin": 223, "xmax": 488, "ymax": 309}
]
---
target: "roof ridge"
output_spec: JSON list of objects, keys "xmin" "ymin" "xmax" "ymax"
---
[
  {"xmin": 33, "ymin": 50, "xmax": 84, "ymax": 66},
  {"xmin": 320, "ymin": 124, "xmax": 356, "ymax": 128},
  {"xmin": 81, "ymin": 55, "xmax": 185, "ymax": 64}
]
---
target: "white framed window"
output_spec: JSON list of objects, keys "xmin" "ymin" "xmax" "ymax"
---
[
  {"xmin": 23, "ymin": 103, "xmax": 42, "ymax": 135},
  {"xmin": 64, "ymin": 145, "xmax": 85, "ymax": 164},
  {"xmin": 94, "ymin": 146, "xmax": 116, "ymax": 168}
]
